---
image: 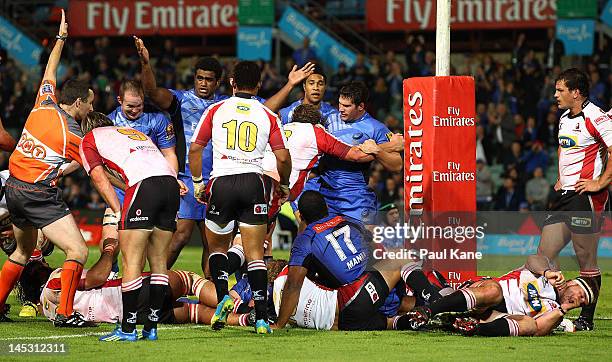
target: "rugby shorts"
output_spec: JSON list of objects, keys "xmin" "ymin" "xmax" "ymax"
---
[
  {"xmin": 337, "ymin": 271, "xmax": 390, "ymax": 331},
  {"xmin": 205, "ymin": 173, "xmax": 268, "ymax": 226},
  {"xmin": 5, "ymin": 176, "xmax": 71, "ymax": 229},
  {"xmin": 543, "ymin": 189, "xmax": 609, "ymax": 234},
  {"xmin": 120, "ymin": 176, "xmax": 180, "ymax": 231}
]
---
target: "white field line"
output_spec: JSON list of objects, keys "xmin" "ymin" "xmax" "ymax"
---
[{"xmin": 0, "ymin": 324, "xmax": 205, "ymax": 341}]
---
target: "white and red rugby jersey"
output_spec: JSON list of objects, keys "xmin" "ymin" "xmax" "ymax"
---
[
  {"xmin": 191, "ymin": 95, "xmax": 287, "ymax": 178},
  {"xmin": 79, "ymin": 126, "xmax": 176, "ymax": 188},
  {"xmin": 558, "ymin": 101, "xmax": 612, "ymax": 190},
  {"xmin": 262, "ymin": 122, "xmax": 350, "ymax": 199},
  {"xmin": 494, "ymin": 268, "xmax": 560, "ymax": 318},
  {"xmin": 272, "ymin": 266, "xmax": 337, "ymax": 330}
]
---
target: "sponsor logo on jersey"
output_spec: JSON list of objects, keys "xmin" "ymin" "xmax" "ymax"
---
[
  {"xmin": 365, "ymin": 282, "xmax": 379, "ymax": 303},
  {"xmin": 254, "ymin": 204, "xmax": 268, "ymax": 215},
  {"xmin": 236, "ymin": 103, "xmax": 251, "ymax": 114},
  {"xmin": 526, "ymin": 283, "xmax": 542, "ymax": 312},
  {"xmin": 558, "ymin": 135, "xmax": 577, "ymax": 149},
  {"xmin": 17, "ymin": 133, "xmax": 48, "ymax": 160},
  {"xmin": 571, "ymin": 216, "xmax": 592, "ymax": 228},
  {"xmin": 352, "ymin": 132, "xmax": 364, "ymax": 140},
  {"xmin": 386, "ymin": 132, "xmax": 393, "ymax": 141}
]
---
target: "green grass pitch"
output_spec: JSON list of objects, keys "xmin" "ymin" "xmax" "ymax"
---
[{"xmin": 0, "ymin": 246, "xmax": 610, "ymax": 361}]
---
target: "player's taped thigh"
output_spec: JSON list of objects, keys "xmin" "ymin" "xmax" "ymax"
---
[{"xmin": 205, "ymin": 219, "xmax": 235, "ymax": 235}]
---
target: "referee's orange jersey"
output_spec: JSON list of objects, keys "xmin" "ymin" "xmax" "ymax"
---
[{"xmin": 9, "ymin": 80, "xmax": 83, "ymax": 187}]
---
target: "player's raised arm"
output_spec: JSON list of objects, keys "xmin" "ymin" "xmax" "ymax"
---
[
  {"xmin": 42, "ymin": 9, "xmax": 68, "ymax": 84},
  {"xmin": 134, "ymin": 36, "xmax": 174, "ymax": 111},
  {"xmin": 275, "ymin": 265, "xmax": 308, "ymax": 329},
  {"xmin": 264, "ymin": 62, "xmax": 315, "ymax": 112}
]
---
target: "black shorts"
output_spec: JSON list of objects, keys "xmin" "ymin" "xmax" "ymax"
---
[
  {"xmin": 338, "ymin": 271, "xmax": 390, "ymax": 331},
  {"xmin": 543, "ymin": 189, "xmax": 609, "ymax": 234},
  {"xmin": 206, "ymin": 173, "xmax": 268, "ymax": 226},
  {"xmin": 262, "ymin": 174, "xmax": 279, "ymax": 231},
  {"xmin": 5, "ymin": 176, "xmax": 71, "ymax": 229},
  {"xmin": 120, "ymin": 176, "xmax": 179, "ymax": 231},
  {"xmin": 136, "ymin": 277, "xmax": 177, "ymax": 324}
]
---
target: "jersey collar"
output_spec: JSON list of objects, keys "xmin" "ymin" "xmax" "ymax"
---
[
  {"xmin": 568, "ymin": 100, "xmax": 590, "ymax": 119},
  {"xmin": 235, "ymin": 92, "xmax": 256, "ymax": 99}
]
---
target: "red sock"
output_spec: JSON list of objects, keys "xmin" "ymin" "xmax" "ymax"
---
[
  {"xmin": 56, "ymin": 260, "xmax": 83, "ymax": 317},
  {"xmin": 0, "ymin": 259, "xmax": 25, "ymax": 310}
]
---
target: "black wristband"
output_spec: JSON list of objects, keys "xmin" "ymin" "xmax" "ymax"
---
[{"xmin": 55, "ymin": 34, "xmax": 67, "ymax": 41}]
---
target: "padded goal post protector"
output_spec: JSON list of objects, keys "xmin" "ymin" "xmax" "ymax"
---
[{"xmin": 403, "ymin": 76, "xmax": 477, "ymax": 286}]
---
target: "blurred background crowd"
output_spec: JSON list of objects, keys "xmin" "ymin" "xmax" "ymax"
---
[{"xmin": 1, "ymin": 0, "xmax": 611, "ymax": 217}]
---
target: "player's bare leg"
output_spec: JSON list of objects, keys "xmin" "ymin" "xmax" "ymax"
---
[
  {"xmin": 537, "ymin": 223, "xmax": 571, "ymax": 269},
  {"xmin": 173, "ymin": 303, "xmax": 251, "ymax": 326},
  {"xmin": 143, "ymin": 227, "xmax": 173, "ymax": 339},
  {"xmin": 239, "ymin": 223, "xmax": 271, "ymax": 334},
  {"xmin": 167, "ymin": 219, "xmax": 196, "ymax": 268},
  {"xmin": 196, "ymin": 221, "xmax": 210, "ymax": 278},
  {"xmin": 41, "ymin": 214, "xmax": 92, "ymax": 324},
  {"xmin": 571, "ymin": 232, "xmax": 601, "ymax": 330},
  {"xmin": 0, "ymin": 224, "xmax": 37, "ymax": 321}
]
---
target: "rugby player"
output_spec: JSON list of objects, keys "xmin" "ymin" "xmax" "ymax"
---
[
  {"xmin": 306, "ymin": 81, "xmax": 403, "ymax": 226},
  {"xmin": 404, "ymin": 254, "xmax": 598, "ymax": 336},
  {"xmin": 78, "ymin": 112, "xmax": 182, "ymax": 341},
  {"xmin": 536, "ymin": 68, "xmax": 612, "ymax": 331},
  {"xmin": 103, "ymin": 79, "xmax": 179, "ymax": 273},
  {"xmin": 0, "ymin": 11, "xmax": 96, "ymax": 327},
  {"xmin": 134, "ymin": 37, "xmax": 313, "ymax": 274},
  {"xmin": 189, "ymin": 61, "xmax": 291, "ymax": 334},
  {"xmin": 275, "ymin": 191, "xmax": 444, "ymax": 331},
  {"xmin": 278, "ymin": 64, "xmax": 337, "ymax": 125}
]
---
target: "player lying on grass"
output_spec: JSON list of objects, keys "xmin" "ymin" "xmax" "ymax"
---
[
  {"xmin": 12, "ymin": 238, "xmax": 258, "ymax": 327},
  {"xmin": 272, "ymin": 264, "xmax": 453, "ymax": 330},
  {"xmin": 274, "ymin": 190, "xmax": 451, "ymax": 331},
  {"xmin": 404, "ymin": 254, "xmax": 599, "ymax": 336}
]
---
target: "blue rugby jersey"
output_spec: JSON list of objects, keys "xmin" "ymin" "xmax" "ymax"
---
[{"xmin": 289, "ymin": 215, "xmax": 369, "ymax": 289}]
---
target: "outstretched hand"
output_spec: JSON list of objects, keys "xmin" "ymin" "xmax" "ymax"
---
[
  {"xmin": 133, "ymin": 36, "xmax": 150, "ymax": 64},
  {"xmin": 288, "ymin": 62, "xmax": 316, "ymax": 86},
  {"xmin": 59, "ymin": 9, "xmax": 68, "ymax": 37}
]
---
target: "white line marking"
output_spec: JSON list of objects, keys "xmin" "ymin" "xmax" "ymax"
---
[{"xmin": 0, "ymin": 325, "xmax": 205, "ymax": 341}]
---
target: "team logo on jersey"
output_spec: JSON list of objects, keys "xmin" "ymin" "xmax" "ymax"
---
[
  {"xmin": 571, "ymin": 217, "xmax": 592, "ymax": 228},
  {"xmin": 386, "ymin": 132, "xmax": 393, "ymax": 141},
  {"xmin": 254, "ymin": 204, "xmax": 268, "ymax": 215},
  {"xmin": 39, "ymin": 82, "xmax": 54, "ymax": 96},
  {"xmin": 525, "ymin": 283, "xmax": 543, "ymax": 312},
  {"xmin": 352, "ymin": 132, "xmax": 364, "ymax": 140},
  {"xmin": 364, "ymin": 282, "xmax": 379, "ymax": 303},
  {"xmin": 558, "ymin": 135, "xmax": 577, "ymax": 149},
  {"xmin": 165, "ymin": 123, "xmax": 175, "ymax": 140},
  {"xmin": 236, "ymin": 103, "xmax": 251, "ymax": 114}
]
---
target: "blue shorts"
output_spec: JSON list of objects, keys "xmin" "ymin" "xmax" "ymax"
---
[
  {"xmin": 178, "ymin": 172, "xmax": 207, "ymax": 220},
  {"xmin": 114, "ymin": 186, "xmax": 125, "ymax": 206},
  {"xmin": 319, "ymin": 184, "xmax": 377, "ymax": 225}
]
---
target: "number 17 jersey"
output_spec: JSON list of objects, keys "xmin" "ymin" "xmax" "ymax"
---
[{"xmin": 289, "ymin": 215, "xmax": 369, "ymax": 289}]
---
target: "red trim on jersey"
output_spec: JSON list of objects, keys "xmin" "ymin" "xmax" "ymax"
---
[
  {"xmin": 290, "ymin": 156, "xmax": 320, "ymax": 201},
  {"xmin": 80, "ymin": 133, "xmax": 104, "ymax": 172},
  {"xmin": 579, "ymin": 143, "xmax": 600, "ymax": 181},
  {"xmin": 585, "ymin": 117, "xmax": 603, "ymax": 143},
  {"xmin": 193, "ymin": 101, "xmax": 225, "ymax": 146},
  {"xmin": 263, "ymin": 108, "xmax": 286, "ymax": 151},
  {"xmin": 313, "ymin": 126, "xmax": 351, "ymax": 159},
  {"xmin": 313, "ymin": 215, "xmax": 344, "ymax": 233}
]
